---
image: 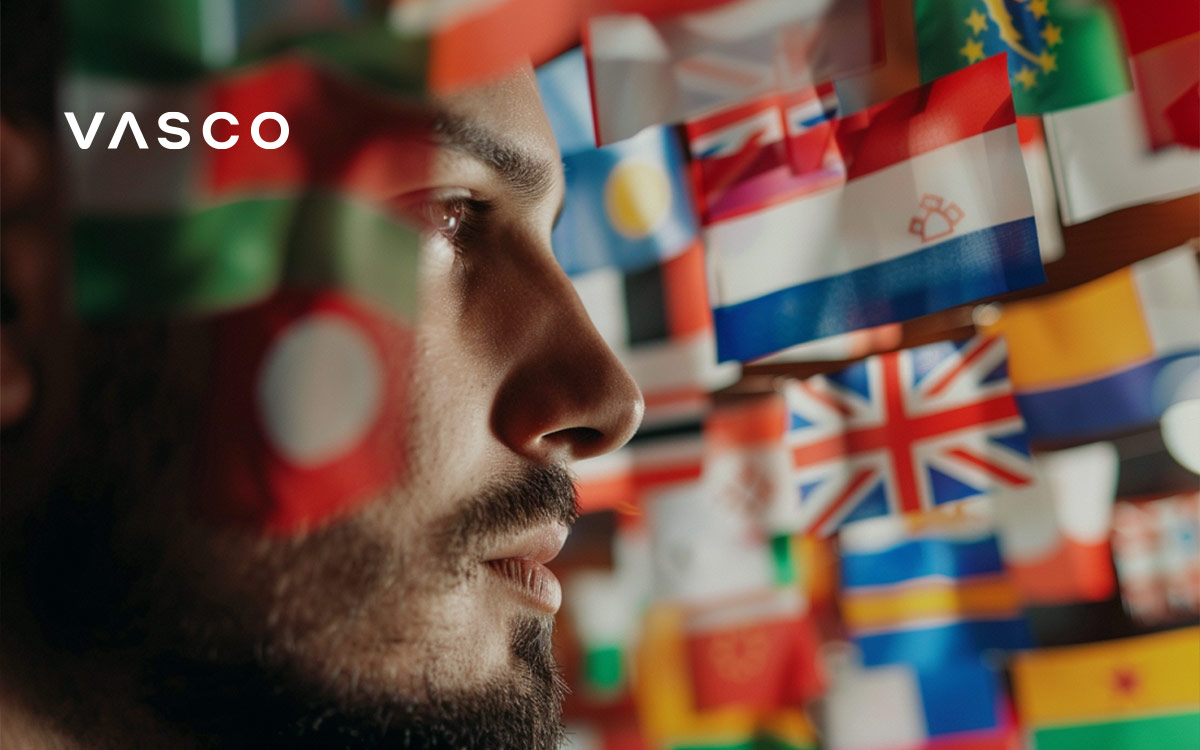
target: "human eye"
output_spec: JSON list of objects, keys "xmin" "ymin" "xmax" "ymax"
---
[{"xmin": 397, "ymin": 192, "xmax": 493, "ymax": 253}]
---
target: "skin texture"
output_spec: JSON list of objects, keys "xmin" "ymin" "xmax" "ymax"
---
[{"xmin": 0, "ymin": 67, "xmax": 643, "ymax": 748}]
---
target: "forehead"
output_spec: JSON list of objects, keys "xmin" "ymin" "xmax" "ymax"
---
[{"xmin": 430, "ymin": 68, "xmax": 562, "ymax": 176}]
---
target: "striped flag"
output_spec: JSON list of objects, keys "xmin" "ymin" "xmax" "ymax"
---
[
  {"xmin": 982, "ymin": 246, "xmax": 1200, "ymax": 444},
  {"xmin": 1042, "ymin": 91, "xmax": 1200, "ymax": 225},
  {"xmin": 777, "ymin": 336, "xmax": 1032, "ymax": 538},
  {"xmin": 707, "ymin": 56, "xmax": 1045, "ymax": 362},
  {"xmin": 584, "ymin": 0, "xmax": 881, "ymax": 144},
  {"xmin": 838, "ymin": 510, "xmax": 1032, "ymax": 669},
  {"xmin": 1012, "ymin": 627, "xmax": 1200, "ymax": 750},
  {"xmin": 1111, "ymin": 492, "xmax": 1200, "ymax": 626},
  {"xmin": 1110, "ymin": 0, "xmax": 1200, "ymax": 150},
  {"xmin": 989, "ymin": 442, "xmax": 1120, "ymax": 605}
]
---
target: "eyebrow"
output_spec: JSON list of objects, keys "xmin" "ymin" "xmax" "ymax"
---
[{"xmin": 430, "ymin": 113, "xmax": 561, "ymax": 209}]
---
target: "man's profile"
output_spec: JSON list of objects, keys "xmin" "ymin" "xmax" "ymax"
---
[{"xmin": 0, "ymin": 3, "xmax": 643, "ymax": 748}]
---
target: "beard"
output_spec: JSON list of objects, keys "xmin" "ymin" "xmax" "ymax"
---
[{"xmin": 12, "ymin": 324, "xmax": 577, "ymax": 749}]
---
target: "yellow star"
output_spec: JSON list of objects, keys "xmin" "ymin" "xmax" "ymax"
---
[
  {"xmin": 1029, "ymin": 0, "xmax": 1049, "ymax": 19},
  {"xmin": 965, "ymin": 8, "xmax": 988, "ymax": 35},
  {"xmin": 960, "ymin": 37, "xmax": 986, "ymax": 64},
  {"xmin": 1014, "ymin": 66, "xmax": 1038, "ymax": 90},
  {"xmin": 1037, "ymin": 51, "xmax": 1057, "ymax": 73},
  {"xmin": 1041, "ymin": 22, "xmax": 1063, "ymax": 47}
]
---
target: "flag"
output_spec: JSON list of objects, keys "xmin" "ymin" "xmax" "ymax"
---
[
  {"xmin": 989, "ymin": 442, "xmax": 1119, "ymax": 605},
  {"xmin": 982, "ymin": 246, "xmax": 1200, "ymax": 444},
  {"xmin": 749, "ymin": 324, "xmax": 903, "ymax": 365},
  {"xmin": 913, "ymin": 0, "xmax": 1130, "ymax": 114},
  {"xmin": 1012, "ymin": 627, "xmax": 1200, "ymax": 750},
  {"xmin": 1110, "ymin": 0, "xmax": 1200, "ymax": 149},
  {"xmin": 706, "ymin": 56, "xmax": 1044, "ymax": 362},
  {"xmin": 1111, "ymin": 492, "xmax": 1200, "ymax": 626},
  {"xmin": 1017, "ymin": 117, "xmax": 1064, "ymax": 264},
  {"xmin": 685, "ymin": 85, "xmax": 844, "ymax": 226},
  {"xmin": 1042, "ymin": 91, "xmax": 1200, "ymax": 225},
  {"xmin": 565, "ymin": 529, "xmax": 653, "ymax": 700},
  {"xmin": 584, "ymin": 0, "xmax": 881, "ymax": 144},
  {"xmin": 682, "ymin": 590, "xmax": 825, "ymax": 713},
  {"xmin": 200, "ymin": 290, "xmax": 411, "ymax": 532},
  {"xmin": 838, "ymin": 510, "xmax": 1032, "ymax": 669},
  {"xmin": 635, "ymin": 606, "xmax": 819, "ymax": 750},
  {"xmin": 778, "ymin": 336, "xmax": 1032, "ymax": 537},
  {"xmin": 63, "ymin": 7, "xmax": 424, "ymax": 533},
  {"xmin": 822, "ymin": 647, "xmax": 1009, "ymax": 747}
]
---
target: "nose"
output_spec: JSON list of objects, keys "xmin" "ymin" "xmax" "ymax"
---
[{"xmin": 491, "ymin": 253, "xmax": 644, "ymax": 465}]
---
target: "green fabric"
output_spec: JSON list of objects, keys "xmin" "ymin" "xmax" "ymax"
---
[
  {"xmin": 1033, "ymin": 712, "xmax": 1200, "ymax": 750},
  {"xmin": 914, "ymin": 0, "xmax": 1130, "ymax": 113},
  {"xmin": 670, "ymin": 734, "xmax": 816, "ymax": 750},
  {"xmin": 74, "ymin": 194, "xmax": 419, "ymax": 319},
  {"xmin": 770, "ymin": 534, "xmax": 797, "ymax": 586},
  {"xmin": 584, "ymin": 645, "xmax": 624, "ymax": 693}
]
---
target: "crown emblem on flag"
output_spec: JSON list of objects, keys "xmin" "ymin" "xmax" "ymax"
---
[
  {"xmin": 960, "ymin": 0, "xmax": 1061, "ymax": 92},
  {"xmin": 909, "ymin": 194, "xmax": 965, "ymax": 243}
]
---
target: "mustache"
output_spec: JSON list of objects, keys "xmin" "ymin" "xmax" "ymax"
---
[{"xmin": 438, "ymin": 464, "xmax": 579, "ymax": 560}]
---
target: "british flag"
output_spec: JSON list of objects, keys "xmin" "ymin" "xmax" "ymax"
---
[{"xmin": 780, "ymin": 336, "xmax": 1033, "ymax": 537}]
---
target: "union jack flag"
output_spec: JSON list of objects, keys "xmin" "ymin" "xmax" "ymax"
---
[{"xmin": 780, "ymin": 336, "xmax": 1033, "ymax": 537}]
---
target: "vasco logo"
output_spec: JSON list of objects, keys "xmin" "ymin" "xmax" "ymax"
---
[{"xmin": 63, "ymin": 111, "xmax": 290, "ymax": 150}]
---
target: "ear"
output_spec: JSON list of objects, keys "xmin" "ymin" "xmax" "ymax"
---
[{"xmin": 1, "ymin": 115, "xmax": 55, "ymax": 428}]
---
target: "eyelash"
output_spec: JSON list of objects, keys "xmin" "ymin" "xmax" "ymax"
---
[{"xmin": 420, "ymin": 196, "xmax": 492, "ymax": 252}]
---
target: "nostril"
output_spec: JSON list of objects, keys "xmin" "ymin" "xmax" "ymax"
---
[{"xmin": 548, "ymin": 426, "xmax": 606, "ymax": 454}]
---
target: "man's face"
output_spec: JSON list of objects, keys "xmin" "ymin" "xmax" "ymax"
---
[{"xmin": 3, "ymin": 68, "xmax": 642, "ymax": 747}]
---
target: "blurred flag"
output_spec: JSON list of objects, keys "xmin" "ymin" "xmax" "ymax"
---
[
  {"xmin": 706, "ymin": 56, "xmax": 1044, "ymax": 362},
  {"xmin": 201, "ymin": 291, "xmax": 411, "ymax": 532},
  {"xmin": 989, "ymin": 443, "xmax": 1119, "ymax": 605},
  {"xmin": 822, "ymin": 646, "xmax": 1009, "ymax": 747},
  {"xmin": 566, "ymin": 529, "xmax": 653, "ymax": 700},
  {"xmin": 63, "ymin": 7, "xmax": 424, "ymax": 533},
  {"xmin": 777, "ymin": 336, "xmax": 1032, "ymax": 537},
  {"xmin": 1110, "ymin": 0, "xmax": 1200, "ymax": 150},
  {"xmin": 584, "ymin": 0, "xmax": 881, "ymax": 144},
  {"xmin": 1042, "ymin": 91, "xmax": 1200, "ymax": 225},
  {"xmin": 635, "ymin": 606, "xmax": 819, "ymax": 750},
  {"xmin": 913, "ymin": 0, "xmax": 1129, "ymax": 114},
  {"xmin": 982, "ymin": 246, "xmax": 1200, "ymax": 444},
  {"xmin": 838, "ymin": 510, "xmax": 1031, "ymax": 668},
  {"xmin": 1012, "ymin": 627, "xmax": 1200, "ymax": 750},
  {"xmin": 1017, "ymin": 117, "xmax": 1064, "ymax": 264},
  {"xmin": 685, "ymin": 86, "xmax": 845, "ymax": 226},
  {"xmin": 682, "ymin": 590, "xmax": 825, "ymax": 712},
  {"xmin": 1111, "ymin": 492, "xmax": 1200, "ymax": 626},
  {"xmin": 537, "ymin": 48, "xmax": 703, "ymax": 275}
]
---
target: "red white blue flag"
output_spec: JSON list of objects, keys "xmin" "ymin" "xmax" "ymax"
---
[{"xmin": 775, "ymin": 336, "xmax": 1032, "ymax": 537}]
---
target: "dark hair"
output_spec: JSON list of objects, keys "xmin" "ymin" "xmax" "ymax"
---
[{"xmin": 1, "ymin": 1, "xmax": 60, "ymax": 129}]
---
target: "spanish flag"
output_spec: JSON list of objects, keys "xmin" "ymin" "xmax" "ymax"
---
[{"xmin": 1012, "ymin": 627, "xmax": 1200, "ymax": 750}]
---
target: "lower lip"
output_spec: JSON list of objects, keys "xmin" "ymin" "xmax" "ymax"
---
[{"xmin": 485, "ymin": 558, "xmax": 562, "ymax": 614}]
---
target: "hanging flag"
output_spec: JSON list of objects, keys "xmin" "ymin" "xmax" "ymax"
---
[
  {"xmin": 682, "ymin": 590, "xmax": 825, "ymax": 713},
  {"xmin": 822, "ymin": 646, "xmax": 1009, "ymax": 746},
  {"xmin": 989, "ymin": 442, "xmax": 1119, "ymax": 605},
  {"xmin": 1110, "ymin": 0, "xmax": 1200, "ymax": 150},
  {"xmin": 913, "ymin": 0, "xmax": 1130, "ymax": 114},
  {"xmin": 706, "ymin": 56, "xmax": 1044, "ymax": 362},
  {"xmin": 1111, "ymin": 491, "xmax": 1200, "ymax": 626},
  {"xmin": 838, "ymin": 510, "xmax": 1032, "ymax": 669},
  {"xmin": 1017, "ymin": 117, "xmax": 1064, "ymax": 264},
  {"xmin": 635, "ymin": 606, "xmax": 820, "ymax": 750},
  {"xmin": 1012, "ymin": 627, "xmax": 1200, "ymax": 750},
  {"xmin": 1042, "ymin": 91, "xmax": 1200, "ymax": 225},
  {"xmin": 777, "ymin": 336, "xmax": 1032, "ymax": 537},
  {"xmin": 685, "ymin": 85, "xmax": 844, "ymax": 226},
  {"xmin": 584, "ymin": 0, "xmax": 881, "ymax": 144},
  {"xmin": 981, "ymin": 246, "xmax": 1200, "ymax": 444}
]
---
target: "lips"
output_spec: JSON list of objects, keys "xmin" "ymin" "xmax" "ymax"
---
[{"xmin": 483, "ymin": 523, "xmax": 568, "ymax": 614}]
